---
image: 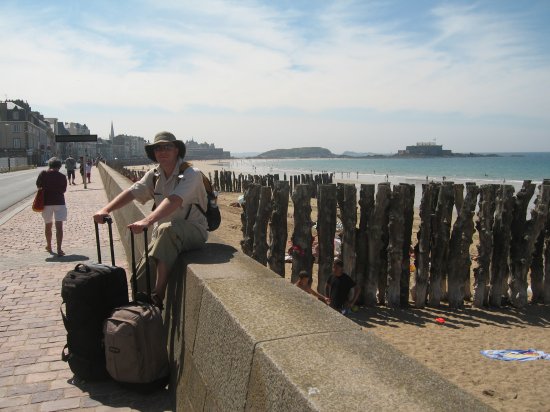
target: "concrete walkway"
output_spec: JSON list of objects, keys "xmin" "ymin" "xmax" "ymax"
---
[{"xmin": 0, "ymin": 173, "xmax": 171, "ymax": 411}]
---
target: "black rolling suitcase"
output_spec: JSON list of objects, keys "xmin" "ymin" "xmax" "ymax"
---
[
  {"xmin": 103, "ymin": 228, "xmax": 169, "ymax": 392},
  {"xmin": 61, "ymin": 217, "xmax": 129, "ymax": 381}
]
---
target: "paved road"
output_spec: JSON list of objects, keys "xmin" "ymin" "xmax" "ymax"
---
[
  {"xmin": 0, "ymin": 168, "xmax": 47, "ymax": 212},
  {"xmin": 0, "ymin": 174, "xmax": 172, "ymax": 411}
]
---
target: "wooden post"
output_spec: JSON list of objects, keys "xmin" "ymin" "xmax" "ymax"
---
[
  {"xmin": 290, "ymin": 184, "xmax": 314, "ymax": 283},
  {"xmin": 366, "ymin": 182, "xmax": 391, "ymax": 306},
  {"xmin": 252, "ymin": 186, "xmax": 272, "ymax": 266},
  {"xmin": 268, "ymin": 181, "xmax": 289, "ymax": 277},
  {"xmin": 532, "ymin": 180, "xmax": 550, "ymax": 303},
  {"xmin": 414, "ymin": 183, "xmax": 437, "ymax": 308},
  {"xmin": 387, "ymin": 184, "xmax": 406, "ymax": 308},
  {"xmin": 219, "ymin": 170, "xmax": 227, "ymax": 192},
  {"xmin": 337, "ymin": 184, "xmax": 357, "ymax": 280},
  {"xmin": 488, "ymin": 185, "xmax": 515, "ymax": 307},
  {"xmin": 454, "ymin": 183, "xmax": 464, "ymax": 215},
  {"xmin": 447, "ymin": 183, "xmax": 479, "ymax": 309},
  {"xmin": 545, "ymin": 194, "xmax": 550, "ymax": 303},
  {"xmin": 530, "ymin": 230, "xmax": 545, "ymax": 303},
  {"xmin": 508, "ymin": 180, "xmax": 535, "ymax": 306},
  {"xmin": 356, "ymin": 184, "xmax": 375, "ymax": 305},
  {"xmin": 240, "ymin": 183, "xmax": 261, "ymax": 257},
  {"xmin": 213, "ymin": 170, "xmax": 220, "ymax": 191},
  {"xmin": 400, "ymin": 184, "xmax": 415, "ymax": 307},
  {"xmin": 509, "ymin": 182, "xmax": 550, "ymax": 308},
  {"xmin": 317, "ymin": 184, "xmax": 337, "ymax": 295},
  {"xmin": 473, "ymin": 184, "xmax": 497, "ymax": 307},
  {"xmin": 428, "ymin": 181, "xmax": 455, "ymax": 306}
]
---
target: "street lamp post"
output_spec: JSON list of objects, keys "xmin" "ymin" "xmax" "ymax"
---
[{"xmin": 84, "ymin": 148, "xmax": 88, "ymax": 189}]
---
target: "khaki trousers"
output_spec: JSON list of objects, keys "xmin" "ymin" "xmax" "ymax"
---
[{"xmin": 133, "ymin": 218, "xmax": 207, "ymax": 294}]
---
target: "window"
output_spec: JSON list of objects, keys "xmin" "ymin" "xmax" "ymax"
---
[
  {"xmin": 12, "ymin": 124, "xmax": 21, "ymax": 132},
  {"xmin": 12, "ymin": 111, "xmax": 19, "ymax": 120},
  {"xmin": 13, "ymin": 138, "xmax": 21, "ymax": 149}
]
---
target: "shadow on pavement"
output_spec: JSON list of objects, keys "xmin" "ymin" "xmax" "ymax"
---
[
  {"xmin": 70, "ymin": 376, "xmax": 172, "ymax": 411},
  {"xmin": 46, "ymin": 254, "xmax": 90, "ymax": 263}
]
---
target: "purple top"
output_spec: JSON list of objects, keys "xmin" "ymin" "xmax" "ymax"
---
[{"xmin": 37, "ymin": 170, "xmax": 67, "ymax": 206}]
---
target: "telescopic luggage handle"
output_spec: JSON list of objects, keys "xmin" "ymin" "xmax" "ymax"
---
[
  {"xmin": 94, "ymin": 216, "xmax": 115, "ymax": 266},
  {"xmin": 130, "ymin": 228, "xmax": 151, "ymax": 301}
]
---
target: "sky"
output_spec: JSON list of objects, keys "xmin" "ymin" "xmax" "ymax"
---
[{"xmin": 1, "ymin": 0, "xmax": 549, "ymax": 154}]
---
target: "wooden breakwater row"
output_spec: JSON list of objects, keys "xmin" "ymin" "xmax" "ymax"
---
[
  {"xmin": 240, "ymin": 179, "xmax": 550, "ymax": 310},
  {"xmin": 117, "ymin": 165, "xmax": 333, "ymax": 195},
  {"xmin": 115, "ymin": 163, "xmax": 550, "ymax": 309},
  {"xmin": 217, "ymin": 170, "xmax": 333, "ymax": 194}
]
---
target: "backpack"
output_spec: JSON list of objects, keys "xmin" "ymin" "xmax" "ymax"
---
[{"xmin": 152, "ymin": 163, "xmax": 221, "ymax": 231}]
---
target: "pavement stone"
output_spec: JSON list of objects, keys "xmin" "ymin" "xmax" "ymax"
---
[{"xmin": 0, "ymin": 176, "xmax": 172, "ymax": 411}]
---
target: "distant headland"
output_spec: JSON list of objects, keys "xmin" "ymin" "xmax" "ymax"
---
[{"xmin": 253, "ymin": 142, "xmax": 498, "ymax": 159}]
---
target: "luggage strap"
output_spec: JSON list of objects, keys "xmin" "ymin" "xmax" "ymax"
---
[
  {"xmin": 60, "ymin": 302, "xmax": 68, "ymax": 329},
  {"xmin": 130, "ymin": 228, "xmax": 151, "ymax": 301},
  {"xmin": 61, "ymin": 343, "xmax": 71, "ymax": 362}
]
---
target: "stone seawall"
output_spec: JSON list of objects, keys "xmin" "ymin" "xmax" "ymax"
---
[{"xmin": 98, "ymin": 162, "xmax": 493, "ymax": 412}]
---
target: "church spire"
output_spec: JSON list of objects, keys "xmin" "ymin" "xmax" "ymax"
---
[{"xmin": 110, "ymin": 121, "xmax": 115, "ymax": 140}]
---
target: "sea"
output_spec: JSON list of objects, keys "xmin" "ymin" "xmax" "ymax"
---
[{"xmin": 226, "ymin": 152, "xmax": 550, "ymax": 208}]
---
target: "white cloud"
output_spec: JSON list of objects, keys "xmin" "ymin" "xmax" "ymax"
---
[{"xmin": 0, "ymin": 0, "xmax": 548, "ymax": 152}]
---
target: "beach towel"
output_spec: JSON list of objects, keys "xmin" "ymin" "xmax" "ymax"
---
[{"xmin": 481, "ymin": 349, "xmax": 550, "ymax": 362}]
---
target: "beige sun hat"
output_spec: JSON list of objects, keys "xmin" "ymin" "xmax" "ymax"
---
[{"xmin": 144, "ymin": 131, "xmax": 186, "ymax": 162}]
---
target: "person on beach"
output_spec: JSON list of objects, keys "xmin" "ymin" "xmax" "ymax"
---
[
  {"xmin": 294, "ymin": 270, "xmax": 330, "ymax": 304},
  {"xmin": 325, "ymin": 258, "xmax": 360, "ymax": 315},
  {"xmin": 64, "ymin": 155, "xmax": 76, "ymax": 185},
  {"xmin": 37, "ymin": 157, "xmax": 68, "ymax": 257},
  {"xmin": 93, "ymin": 132, "xmax": 208, "ymax": 309}
]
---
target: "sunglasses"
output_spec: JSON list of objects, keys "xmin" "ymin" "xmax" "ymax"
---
[{"xmin": 153, "ymin": 144, "xmax": 175, "ymax": 152}]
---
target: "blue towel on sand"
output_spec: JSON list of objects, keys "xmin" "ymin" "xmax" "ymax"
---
[{"xmin": 481, "ymin": 349, "xmax": 550, "ymax": 361}]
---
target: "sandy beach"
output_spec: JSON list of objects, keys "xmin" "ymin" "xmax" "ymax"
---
[{"xmin": 187, "ymin": 159, "xmax": 550, "ymax": 412}]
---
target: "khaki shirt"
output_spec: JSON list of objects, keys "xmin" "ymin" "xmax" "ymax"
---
[{"xmin": 129, "ymin": 159, "xmax": 208, "ymax": 236}]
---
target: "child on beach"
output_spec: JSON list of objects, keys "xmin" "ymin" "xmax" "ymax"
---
[
  {"xmin": 325, "ymin": 258, "xmax": 360, "ymax": 315},
  {"xmin": 294, "ymin": 271, "xmax": 330, "ymax": 304}
]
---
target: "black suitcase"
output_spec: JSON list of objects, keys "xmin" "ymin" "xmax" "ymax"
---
[{"xmin": 61, "ymin": 217, "xmax": 129, "ymax": 381}]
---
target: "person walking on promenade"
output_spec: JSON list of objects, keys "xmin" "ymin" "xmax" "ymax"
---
[
  {"xmin": 93, "ymin": 131, "xmax": 208, "ymax": 309},
  {"xmin": 79, "ymin": 157, "xmax": 85, "ymax": 184},
  {"xmin": 294, "ymin": 270, "xmax": 330, "ymax": 304},
  {"xmin": 64, "ymin": 155, "xmax": 76, "ymax": 185},
  {"xmin": 85, "ymin": 160, "xmax": 92, "ymax": 183},
  {"xmin": 37, "ymin": 157, "xmax": 68, "ymax": 256},
  {"xmin": 325, "ymin": 258, "xmax": 360, "ymax": 315}
]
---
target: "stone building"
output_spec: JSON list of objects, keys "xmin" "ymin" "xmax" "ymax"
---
[
  {"xmin": 0, "ymin": 100, "xmax": 54, "ymax": 165},
  {"xmin": 184, "ymin": 138, "xmax": 230, "ymax": 160}
]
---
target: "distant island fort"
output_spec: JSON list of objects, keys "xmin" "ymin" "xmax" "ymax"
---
[
  {"xmin": 253, "ymin": 141, "xmax": 496, "ymax": 159},
  {"xmin": 398, "ymin": 141, "xmax": 452, "ymax": 156},
  {"xmin": 395, "ymin": 141, "xmax": 495, "ymax": 157}
]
